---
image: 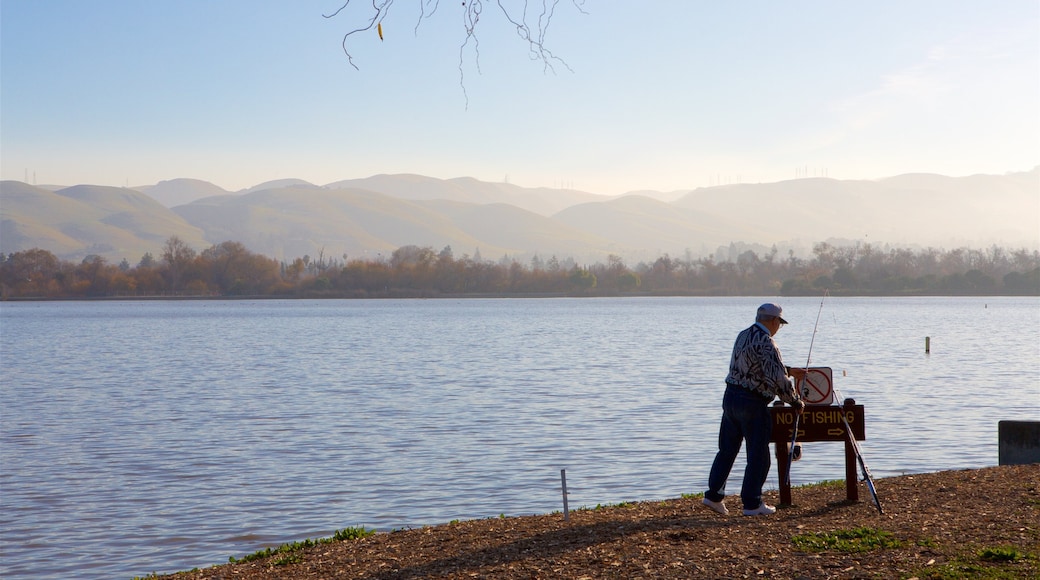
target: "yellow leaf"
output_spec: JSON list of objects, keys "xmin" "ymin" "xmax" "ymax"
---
[{"xmin": 377, "ymin": 22, "xmax": 383, "ymax": 41}]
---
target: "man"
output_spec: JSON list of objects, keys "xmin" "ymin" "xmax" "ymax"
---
[{"xmin": 702, "ymin": 303, "xmax": 805, "ymax": 516}]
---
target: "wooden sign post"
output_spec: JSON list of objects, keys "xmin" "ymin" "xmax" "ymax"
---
[{"xmin": 770, "ymin": 398, "xmax": 866, "ymax": 505}]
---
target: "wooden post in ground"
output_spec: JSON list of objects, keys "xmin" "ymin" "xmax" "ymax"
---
[
  {"xmin": 844, "ymin": 435, "xmax": 860, "ymax": 501},
  {"xmin": 773, "ymin": 402, "xmax": 793, "ymax": 505},
  {"xmin": 771, "ymin": 400, "xmax": 866, "ymax": 506}
]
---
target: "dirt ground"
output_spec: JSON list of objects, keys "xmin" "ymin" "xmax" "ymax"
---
[{"xmin": 161, "ymin": 464, "xmax": 1038, "ymax": 579}]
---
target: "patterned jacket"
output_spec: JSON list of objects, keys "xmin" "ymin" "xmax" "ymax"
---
[{"xmin": 725, "ymin": 322, "xmax": 801, "ymax": 405}]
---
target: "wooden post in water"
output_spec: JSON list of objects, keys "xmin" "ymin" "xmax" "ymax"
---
[
  {"xmin": 560, "ymin": 469, "xmax": 569, "ymax": 521},
  {"xmin": 925, "ymin": 336, "xmax": 930, "ymax": 353}
]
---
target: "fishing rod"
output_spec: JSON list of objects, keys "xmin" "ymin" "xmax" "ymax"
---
[
  {"xmin": 785, "ymin": 290, "xmax": 828, "ymax": 487},
  {"xmin": 832, "ymin": 382, "xmax": 884, "ymax": 514},
  {"xmin": 781, "ymin": 290, "xmax": 882, "ymax": 514}
]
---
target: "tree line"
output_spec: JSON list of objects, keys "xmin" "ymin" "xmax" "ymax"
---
[{"xmin": 1, "ymin": 236, "xmax": 1038, "ymax": 299}]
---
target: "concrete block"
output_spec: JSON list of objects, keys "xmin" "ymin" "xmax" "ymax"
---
[{"xmin": 998, "ymin": 420, "xmax": 1040, "ymax": 465}]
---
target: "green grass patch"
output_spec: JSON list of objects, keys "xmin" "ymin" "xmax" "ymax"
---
[
  {"xmin": 796, "ymin": 478, "xmax": 845, "ymax": 489},
  {"xmin": 271, "ymin": 553, "xmax": 304, "ymax": 566},
  {"xmin": 579, "ymin": 500, "xmax": 639, "ymax": 511},
  {"xmin": 909, "ymin": 559, "xmax": 1021, "ymax": 579},
  {"xmin": 791, "ymin": 527, "xmax": 903, "ymax": 552},
  {"xmin": 330, "ymin": 526, "xmax": 375, "ymax": 541},
  {"xmin": 978, "ymin": 546, "xmax": 1022, "ymax": 562},
  {"xmin": 908, "ymin": 546, "xmax": 1037, "ymax": 579},
  {"xmin": 228, "ymin": 526, "xmax": 375, "ymax": 565},
  {"xmin": 916, "ymin": 537, "xmax": 940, "ymax": 548}
]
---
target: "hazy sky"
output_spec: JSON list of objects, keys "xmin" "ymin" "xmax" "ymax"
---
[{"xmin": 2, "ymin": 1, "xmax": 1038, "ymax": 194}]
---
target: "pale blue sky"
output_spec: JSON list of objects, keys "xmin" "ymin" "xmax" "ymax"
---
[{"xmin": 2, "ymin": 1, "xmax": 1038, "ymax": 194}]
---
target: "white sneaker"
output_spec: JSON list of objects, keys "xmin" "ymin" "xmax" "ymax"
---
[
  {"xmin": 701, "ymin": 497, "xmax": 729, "ymax": 516},
  {"xmin": 743, "ymin": 503, "xmax": 776, "ymax": 516}
]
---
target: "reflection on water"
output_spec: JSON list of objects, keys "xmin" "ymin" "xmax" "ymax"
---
[{"xmin": 1, "ymin": 297, "xmax": 1037, "ymax": 579}]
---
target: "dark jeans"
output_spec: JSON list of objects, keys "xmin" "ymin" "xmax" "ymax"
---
[{"xmin": 705, "ymin": 384, "xmax": 772, "ymax": 510}]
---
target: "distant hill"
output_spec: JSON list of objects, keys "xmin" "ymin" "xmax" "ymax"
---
[
  {"xmin": 325, "ymin": 174, "xmax": 606, "ymax": 216},
  {"xmin": 168, "ymin": 185, "xmax": 619, "ymax": 262},
  {"xmin": 133, "ymin": 178, "xmax": 231, "ymax": 208},
  {"xmin": 1, "ymin": 182, "xmax": 208, "ymax": 262},
  {"xmin": 2, "ymin": 169, "xmax": 1036, "ymax": 265},
  {"xmin": 672, "ymin": 170, "xmax": 1040, "ymax": 248},
  {"xmin": 237, "ymin": 179, "xmax": 320, "ymax": 196},
  {"xmin": 553, "ymin": 195, "xmax": 761, "ymax": 260},
  {"xmin": 130, "ymin": 173, "xmax": 609, "ymax": 214},
  {"xmin": 417, "ymin": 199, "xmax": 616, "ymax": 260},
  {"xmin": 172, "ymin": 185, "xmax": 495, "ymax": 261}
]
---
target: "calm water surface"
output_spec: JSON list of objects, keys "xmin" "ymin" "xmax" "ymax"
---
[{"xmin": 1, "ymin": 297, "xmax": 1038, "ymax": 579}]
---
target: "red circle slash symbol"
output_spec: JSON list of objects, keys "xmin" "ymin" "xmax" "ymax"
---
[{"xmin": 800, "ymin": 369, "xmax": 833, "ymax": 404}]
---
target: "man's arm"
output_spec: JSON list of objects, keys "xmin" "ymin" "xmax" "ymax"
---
[{"xmin": 764, "ymin": 348, "xmax": 802, "ymax": 408}]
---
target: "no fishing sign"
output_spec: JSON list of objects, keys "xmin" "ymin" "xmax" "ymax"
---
[{"xmin": 797, "ymin": 367, "xmax": 834, "ymax": 405}]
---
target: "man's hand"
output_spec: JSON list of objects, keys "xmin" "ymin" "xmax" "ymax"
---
[{"xmin": 793, "ymin": 399, "xmax": 805, "ymax": 415}]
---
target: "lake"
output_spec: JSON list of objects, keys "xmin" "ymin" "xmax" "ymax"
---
[{"xmin": 1, "ymin": 296, "xmax": 1037, "ymax": 579}]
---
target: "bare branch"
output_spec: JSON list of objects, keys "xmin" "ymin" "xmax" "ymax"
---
[
  {"xmin": 415, "ymin": 0, "xmax": 440, "ymax": 36},
  {"xmin": 323, "ymin": 0, "xmax": 395, "ymax": 70},
  {"xmin": 492, "ymin": 0, "xmax": 573, "ymax": 75},
  {"xmin": 324, "ymin": 0, "xmax": 587, "ymax": 102},
  {"xmin": 322, "ymin": 2, "xmax": 352, "ymax": 19}
]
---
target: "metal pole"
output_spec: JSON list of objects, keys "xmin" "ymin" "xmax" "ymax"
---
[{"xmin": 560, "ymin": 469, "xmax": 569, "ymax": 521}]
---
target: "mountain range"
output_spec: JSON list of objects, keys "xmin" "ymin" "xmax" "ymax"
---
[{"xmin": 2, "ymin": 169, "xmax": 1037, "ymax": 265}]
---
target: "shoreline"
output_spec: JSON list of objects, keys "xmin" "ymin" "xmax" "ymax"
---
[
  {"xmin": 5, "ymin": 291, "xmax": 1038, "ymax": 302},
  {"xmin": 156, "ymin": 464, "xmax": 1039, "ymax": 579}
]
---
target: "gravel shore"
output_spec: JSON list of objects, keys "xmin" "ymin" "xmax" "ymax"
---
[{"xmin": 159, "ymin": 464, "xmax": 1038, "ymax": 579}]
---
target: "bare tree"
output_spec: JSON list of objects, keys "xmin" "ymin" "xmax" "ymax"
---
[
  {"xmin": 323, "ymin": 0, "xmax": 588, "ymax": 103},
  {"xmin": 161, "ymin": 235, "xmax": 197, "ymax": 292}
]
